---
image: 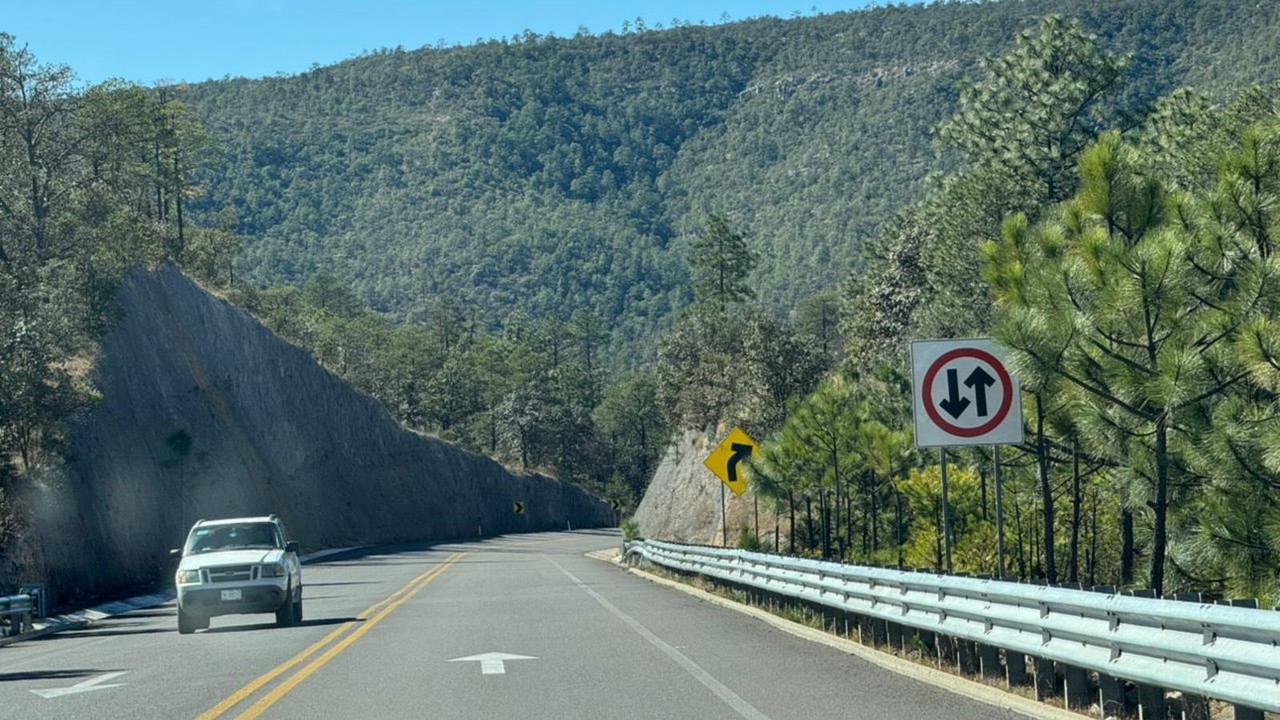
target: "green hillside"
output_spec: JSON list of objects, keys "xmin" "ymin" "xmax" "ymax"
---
[{"xmin": 180, "ymin": 0, "xmax": 1280, "ymax": 364}]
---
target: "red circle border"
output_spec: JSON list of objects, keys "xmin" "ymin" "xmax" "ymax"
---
[{"xmin": 921, "ymin": 347, "xmax": 1014, "ymax": 438}]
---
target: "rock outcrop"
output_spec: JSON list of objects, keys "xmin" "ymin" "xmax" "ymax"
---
[
  {"xmin": 633, "ymin": 428, "xmax": 782, "ymax": 546},
  {"xmin": 15, "ymin": 267, "xmax": 612, "ymax": 605}
]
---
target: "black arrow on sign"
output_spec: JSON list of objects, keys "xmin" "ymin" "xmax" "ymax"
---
[
  {"xmin": 939, "ymin": 368, "xmax": 971, "ymax": 420},
  {"xmin": 964, "ymin": 366, "xmax": 996, "ymax": 417},
  {"xmin": 726, "ymin": 443, "xmax": 753, "ymax": 485}
]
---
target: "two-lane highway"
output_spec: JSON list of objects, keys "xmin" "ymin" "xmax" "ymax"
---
[{"xmin": 0, "ymin": 531, "xmax": 1026, "ymax": 719}]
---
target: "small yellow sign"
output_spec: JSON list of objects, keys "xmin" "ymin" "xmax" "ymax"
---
[
  {"xmin": 513, "ymin": 501, "xmax": 525, "ymax": 515},
  {"xmin": 703, "ymin": 427, "xmax": 760, "ymax": 496},
  {"xmin": 609, "ymin": 499, "xmax": 622, "ymax": 511}
]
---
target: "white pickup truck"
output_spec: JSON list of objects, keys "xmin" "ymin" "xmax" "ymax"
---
[{"xmin": 171, "ymin": 515, "xmax": 303, "ymax": 634}]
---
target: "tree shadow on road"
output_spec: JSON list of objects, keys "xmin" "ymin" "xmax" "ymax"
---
[
  {"xmin": 52, "ymin": 626, "xmax": 172, "ymax": 640},
  {"xmin": 114, "ymin": 609, "xmax": 175, "ymax": 619},
  {"xmin": 0, "ymin": 669, "xmax": 124, "ymax": 683},
  {"xmin": 304, "ymin": 581, "xmax": 381, "ymax": 587}
]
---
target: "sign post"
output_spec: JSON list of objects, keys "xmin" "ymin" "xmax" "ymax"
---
[
  {"xmin": 721, "ymin": 484, "xmax": 727, "ymax": 546},
  {"xmin": 911, "ymin": 339, "xmax": 1023, "ymax": 575},
  {"xmin": 994, "ymin": 445, "xmax": 1006, "ymax": 579},
  {"xmin": 704, "ymin": 427, "xmax": 760, "ymax": 547},
  {"xmin": 939, "ymin": 448, "xmax": 952, "ymax": 573}
]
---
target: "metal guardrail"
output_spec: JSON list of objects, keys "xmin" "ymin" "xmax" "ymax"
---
[
  {"xmin": 0, "ymin": 592, "xmax": 36, "ymax": 638},
  {"xmin": 623, "ymin": 539, "xmax": 1280, "ymax": 714}
]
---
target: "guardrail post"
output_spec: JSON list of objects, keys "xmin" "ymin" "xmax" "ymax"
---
[
  {"xmin": 936, "ymin": 633, "xmax": 955, "ymax": 667},
  {"xmin": 1136, "ymin": 684, "xmax": 1165, "ymax": 720},
  {"xmin": 887, "ymin": 622, "xmax": 905, "ymax": 651},
  {"xmin": 956, "ymin": 639, "xmax": 978, "ymax": 675},
  {"xmin": 1005, "ymin": 651, "xmax": 1030, "ymax": 687},
  {"xmin": 978, "ymin": 643, "xmax": 1001, "ymax": 679},
  {"xmin": 825, "ymin": 606, "xmax": 841, "ymax": 635},
  {"xmin": 1233, "ymin": 705, "xmax": 1264, "ymax": 720},
  {"xmin": 1098, "ymin": 675, "xmax": 1129, "ymax": 716},
  {"xmin": 817, "ymin": 603, "xmax": 835, "ymax": 634},
  {"xmin": 1033, "ymin": 656, "xmax": 1058, "ymax": 701},
  {"xmin": 915, "ymin": 629, "xmax": 936, "ymax": 661},
  {"xmin": 1061, "ymin": 663, "xmax": 1090, "ymax": 710},
  {"xmin": 871, "ymin": 617, "xmax": 889, "ymax": 647},
  {"xmin": 1180, "ymin": 694, "xmax": 1209, "ymax": 720}
]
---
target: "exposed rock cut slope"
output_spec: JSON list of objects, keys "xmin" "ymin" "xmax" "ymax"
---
[{"xmin": 18, "ymin": 267, "xmax": 611, "ymax": 605}]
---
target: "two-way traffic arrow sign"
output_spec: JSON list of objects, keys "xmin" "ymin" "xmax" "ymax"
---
[{"xmin": 911, "ymin": 339, "xmax": 1023, "ymax": 448}]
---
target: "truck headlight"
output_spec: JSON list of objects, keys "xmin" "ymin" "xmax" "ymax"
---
[
  {"xmin": 176, "ymin": 569, "xmax": 202, "ymax": 584},
  {"xmin": 259, "ymin": 563, "xmax": 287, "ymax": 578}
]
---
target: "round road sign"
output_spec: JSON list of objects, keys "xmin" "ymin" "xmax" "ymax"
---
[{"xmin": 911, "ymin": 338, "xmax": 1018, "ymax": 445}]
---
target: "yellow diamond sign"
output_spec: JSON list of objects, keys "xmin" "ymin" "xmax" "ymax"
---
[{"xmin": 704, "ymin": 427, "xmax": 759, "ymax": 496}]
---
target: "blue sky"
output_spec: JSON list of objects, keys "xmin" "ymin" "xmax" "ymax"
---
[{"xmin": 6, "ymin": 1, "xmax": 883, "ymax": 87}]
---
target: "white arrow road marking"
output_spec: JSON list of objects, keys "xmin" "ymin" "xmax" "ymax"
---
[
  {"xmin": 30, "ymin": 671, "xmax": 128, "ymax": 699},
  {"xmin": 448, "ymin": 652, "xmax": 537, "ymax": 675}
]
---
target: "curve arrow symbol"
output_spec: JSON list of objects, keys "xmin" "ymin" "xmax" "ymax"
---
[{"xmin": 726, "ymin": 443, "xmax": 753, "ymax": 485}]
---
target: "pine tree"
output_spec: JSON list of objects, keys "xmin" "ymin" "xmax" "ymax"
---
[
  {"xmin": 986, "ymin": 132, "xmax": 1280, "ymax": 594},
  {"xmin": 688, "ymin": 213, "xmax": 757, "ymax": 311}
]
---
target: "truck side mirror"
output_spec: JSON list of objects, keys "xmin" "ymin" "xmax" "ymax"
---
[
  {"xmin": 285, "ymin": 541, "xmax": 299, "ymax": 553},
  {"xmin": 169, "ymin": 548, "xmax": 182, "ymax": 558}
]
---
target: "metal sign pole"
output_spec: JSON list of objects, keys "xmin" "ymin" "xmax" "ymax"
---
[
  {"xmin": 754, "ymin": 495, "xmax": 759, "ymax": 540},
  {"xmin": 721, "ymin": 483, "xmax": 728, "ymax": 546},
  {"xmin": 994, "ymin": 444, "xmax": 1005, "ymax": 580},
  {"xmin": 940, "ymin": 448, "xmax": 953, "ymax": 573}
]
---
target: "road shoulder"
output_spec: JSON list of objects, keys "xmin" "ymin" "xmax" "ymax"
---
[{"xmin": 608, "ymin": 556, "xmax": 1082, "ymax": 720}]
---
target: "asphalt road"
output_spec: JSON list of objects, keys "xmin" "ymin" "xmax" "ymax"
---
[{"xmin": 0, "ymin": 530, "xmax": 1026, "ymax": 719}]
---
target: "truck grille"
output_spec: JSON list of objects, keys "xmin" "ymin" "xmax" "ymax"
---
[{"xmin": 207, "ymin": 565, "xmax": 254, "ymax": 583}]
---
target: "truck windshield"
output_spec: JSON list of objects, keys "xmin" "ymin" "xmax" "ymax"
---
[{"xmin": 187, "ymin": 523, "xmax": 280, "ymax": 554}]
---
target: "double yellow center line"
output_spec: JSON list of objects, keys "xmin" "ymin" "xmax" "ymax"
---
[{"xmin": 198, "ymin": 552, "xmax": 464, "ymax": 720}]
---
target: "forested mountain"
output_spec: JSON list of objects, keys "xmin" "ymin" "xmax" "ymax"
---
[
  {"xmin": 178, "ymin": 0, "xmax": 1280, "ymax": 365},
  {"xmin": 6, "ymin": 0, "xmax": 1280, "ymax": 604}
]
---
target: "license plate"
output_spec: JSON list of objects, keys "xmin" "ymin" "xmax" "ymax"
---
[{"xmin": 220, "ymin": 589, "xmax": 242, "ymax": 602}]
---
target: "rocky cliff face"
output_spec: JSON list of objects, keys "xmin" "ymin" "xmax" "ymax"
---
[
  {"xmin": 17, "ymin": 267, "xmax": 612, "ymax": 605},
  {"xmin": 633, "ymin": 428, "xmax": 782, "ymax": 546}
]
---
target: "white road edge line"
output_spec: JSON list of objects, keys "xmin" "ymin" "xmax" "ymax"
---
[
  {"xmin": 549, "ymin": 557, "xmax": 774, "ymax": 720},
  {"xmin": 614, "ymin": 560, "xmax": 1082, "ymax": 720}
]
